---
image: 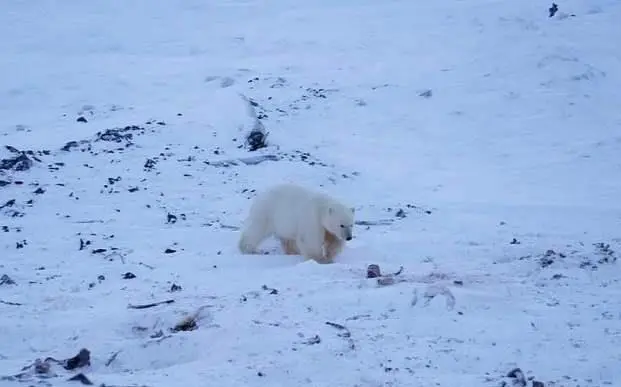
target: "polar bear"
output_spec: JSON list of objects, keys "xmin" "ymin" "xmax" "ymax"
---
[{"xmin": 238, "ymin": 183, "xmax": 355, "ymax": 264}]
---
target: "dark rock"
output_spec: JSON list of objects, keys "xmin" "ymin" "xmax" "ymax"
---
[
  {"xmin": 540, "ymin": 257, "xmax": 555, "ymax": 268},
  {"xmin": 419, "ymin": 89, "xmax": 433, "ymax": 98},
  {"xmin": 507, "ymin": 368, "xmax": 527, "ymax": 387},
  {"xmin": 32, "ymin": 358, "xmax": 52, "ymax": 375},
  {"xmin": 0, "ymin": 153, "xmax": 34, "ymax": 171},
  {"xmin": 96, "ymin": 125, "xmax": 143, "ymax": 143},
  {"xmin": 122, "ymin": 272, "xmax": 136, "ymax": 279},
  {"xmin": 539, "ymin": 249, "xmax": 560, "ymax": 268},
  {"xmin": 0, "ymin": 199, "xmax": 15, "ymax": 210},
  {"xmin": 144, "ymin": 158, "xmax": 157, "ymax": 170},
  {"xmin": 0, "ymin": 274, "xmax": 16, "ymax": 285},
  {"xmin": 172, "ymin": 316, "xmax": 198, "ymax": 332},
  {"xmin": 549, "ymin": 3, "xmax": 558, "ymax": 17},
  {"xmin": 61, "ymin": 141, "xmax": 80, "ymax": 151},
  {"xmin": 34, "ymin": 187, "xmax": 45, "ymax": 195},
  {"xmin": 367, "ymin": 264, "xmax": 381, "ymax": 278},
  {"xmin": 170, "ymin": 283, "xmax": 182, "ymax": 292},
  {"xmin": 76, "ymin": 116, "xmax": 88, "ymax": 123},
  {"xmin": 261, "ymin": 285, "xmax": 278, "ymax": 295},
  {"xmin": 246, "ymin": 129, "xmax": 267, "ymax": 152},
  {"xmin": 67, "ymin": 373, "xmax": 92, "ymax": 385},
  {"xmin": 165, "ymin": 248, "xmax": 176, "ymax": 254},
  {"xmin": 79, "ymin": 238, "xmax": 91, "ymax": 250},
  {"xmin": 108, "ymin": 176, "xmax": 121, "ymax": 185},
  {"xmin": 303, "ymin": 335, "xmax": 321, "ymax": 345},
  {"xmin": 5, "ymin": 209, "xmax": 24, "ymax": 218},
  {"xmin": 62, "ymin": 348, "xmax": 91, "ymax": 370},
  {"xmin": 149, "ymin": 329, "xmax": 164, "ymax": 338},
  {"xmin": 306, "ymin": 87, "xmax": 327, "ymax": 98},
  {"xmin": 594, "ymin": 242, "xmax": 617, "ymax": 264},
  {"xmin": 507, "ymin": 368, "xmax": 523, "ymax": 378}
]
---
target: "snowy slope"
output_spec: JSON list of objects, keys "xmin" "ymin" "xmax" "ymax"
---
[{"xmin": 1, "ymin": 0, "xmax": 620, "ymax": 386}]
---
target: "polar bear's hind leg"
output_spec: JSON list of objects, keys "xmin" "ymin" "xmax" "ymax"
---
[{"xmin": 238, "ymin": 224, "xmax": 272, "ymax": 254}]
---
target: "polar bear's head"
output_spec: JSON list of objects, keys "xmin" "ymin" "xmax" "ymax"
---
[{"xmin": 323, "ymin": 204, "xmax": 355, "ymax": 241}]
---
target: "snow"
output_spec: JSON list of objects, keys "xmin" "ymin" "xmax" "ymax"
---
[{"xmin": 1, "ymin": 0, "xmax": 620, "ymax": 386}]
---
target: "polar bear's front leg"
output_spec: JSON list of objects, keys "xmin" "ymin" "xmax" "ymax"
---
[
  {"xmin": 279, "ymin": 238, "xmax": 300, "ymax": 255},
  {"xmin": 324, "ymin": 231, "xmax": 344, "ymax": 262},
  {"xmin": 296, "ymin": 229, "xmax": 329, "ymax": 263},
  {"xmin": 299, "ymin": 244, "xmax": 326, "ymax": 263}
]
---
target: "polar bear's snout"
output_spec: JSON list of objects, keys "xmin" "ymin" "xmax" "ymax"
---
[{"xmin": 341, "ymin": 225, "xmax": 353, "ymax": 241}]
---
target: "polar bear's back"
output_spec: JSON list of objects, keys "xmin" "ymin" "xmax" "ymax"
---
[{"xmin": 247, "ymin": 184, "xmax": 322, "ymax": 238}]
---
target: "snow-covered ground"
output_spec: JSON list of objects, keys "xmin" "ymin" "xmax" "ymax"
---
[{"xmin": 1, "ymin": 0, "xmax": 620, "ymax": 386}]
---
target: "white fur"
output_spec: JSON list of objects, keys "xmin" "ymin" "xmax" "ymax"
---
[{"xmin": 238, "ymin": 183, "xmax": 355, "ymax": 263}]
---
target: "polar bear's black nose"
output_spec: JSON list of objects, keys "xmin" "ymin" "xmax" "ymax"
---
[{"xmin": 346, "ymin": 236, "xmax": 352, "ymax": 241}]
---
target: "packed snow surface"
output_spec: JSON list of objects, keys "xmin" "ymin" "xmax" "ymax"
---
[{"xmin": 1, "ymin": 0, "xmax": 620, "ymax": 386}]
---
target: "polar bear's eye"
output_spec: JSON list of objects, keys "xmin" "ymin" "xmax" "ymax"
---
[{"xmin": 340, "ymin": 224, "xmax": 344, "ymax": 228}]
